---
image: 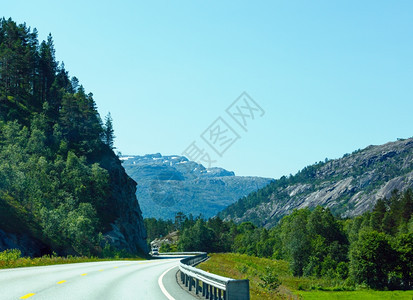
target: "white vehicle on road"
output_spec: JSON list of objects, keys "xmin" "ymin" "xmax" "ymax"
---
[{"xmin": 151, "ymin": 247, "xmax": 159, "ymax": 256}]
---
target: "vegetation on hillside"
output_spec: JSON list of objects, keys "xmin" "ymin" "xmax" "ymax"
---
[
  {"xmin": 199, "ymin": 253, "xmax": 290, "ymax": 300},
  {"xmin": 144, "ymin": 212, "xmax": 199, "ymax": 250},
  {"xmin": 219, "ymin": 140, "xmax": 413, "ymax": 226},
  {"xmin": 0, "ymin": 18, "xmax": 119, "ymax": 256},
  {"xmin": 144, "ymin": 212, "xmax": 193, "ymax": 241},
  {"xmin": 199, "ymin": 253, "xmax": 413, "ymax": 300},
  {"xmin": 147, "ymin": 190, "xmax": 413, "ymax": 291}
]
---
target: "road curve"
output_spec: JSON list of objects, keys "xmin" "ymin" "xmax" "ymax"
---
[{"xmin": 0, "ymin": 258, "xmax": 195, "ymax": 300}]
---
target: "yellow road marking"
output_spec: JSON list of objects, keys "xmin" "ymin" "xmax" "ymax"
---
[
  {"xmin": 57, "ymin": 280, "xmax": 66, "ymax": 284},
  {"xmin": 81, "ymin": 273, "xmax": 87, "ymax": 276},
  {"xmin": 20, "ymin": 294, "xmax": 35, "ymax": 299},
  {"xmin": 99, "ymin": 269, "xmax": 104, "ymax": 271},
  {"xmin": 113, "ymin": 267, "xmax": 118, "ymax": 268}
]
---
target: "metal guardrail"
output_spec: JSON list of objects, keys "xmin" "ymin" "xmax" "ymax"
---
[
  {"xmin": 178, "ymin": 252, "xmax": 250, "ymax": 300},
  {"xmin": 158, "ymin": 252, "xmax": 205, "ymax": 256}
]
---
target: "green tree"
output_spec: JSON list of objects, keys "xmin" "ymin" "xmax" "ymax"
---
[
  {"xmin": 103, "ymin": 112, "xmax": 115, "ymax": 149},
  {"xmin": 38, "ymin": 34, "xmax": 57, "ymax": 105},
  {"xmin": 370, "ymin": 199, "xmax": 387, "ymax": 231},
  {"xmin": 178, "ymin": 219, "xmax": 214, "ymax": 252},
  {"xmin": 400, "ymin": 190, "xmax": 413, "ymax": 224},
  {"xmin": 64, "ymin": 202, "xmax": 99, "ymax": 256},
  {"xmin": 350, "ymin": 230, "xmax": 396, "ymax": 289},
  {"xmin": 305, "ymin": 206, "xmax": 348, "ymax": 277},
  {"xmin": 279, "ymin": 209, "xmax": 311, "ymax": 276},
  {"xmin": 392, "ymin": 233, "xmax": 413, "ymax": 289}
]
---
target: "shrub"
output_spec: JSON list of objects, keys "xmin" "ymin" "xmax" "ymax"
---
[
  {"xmin": 259, "ymin": 266, "xmax": 281, "ymax": 291},
  {"xmin": 0, "ymin": 249, "xmax": 22, "ymax": 261}
]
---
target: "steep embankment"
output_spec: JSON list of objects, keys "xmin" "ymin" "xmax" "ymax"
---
[
  {"xmin": 121, "ymin": 154, "xmax": 273, "ymax": 219},
  {"xmin": 0, "ymin": 18, "xmax": 147, "ymax": 256},
  {"xmin": 220, "ymin": 138, "xmax": 413, "ymax": 227},
  {"xmin": 95, "ymin": 150, "xmax": 147, "ymax": 255}
]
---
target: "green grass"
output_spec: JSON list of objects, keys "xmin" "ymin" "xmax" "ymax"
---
[
  {"xmin": 198, "ymin": 253, "xmax": 413, "ymax": 300},
  {"xmin": 298, "ymin": 290, "xmax": 413, "ymax": 299},
  {"xmin": 0, "ymin": 249, "xmax": 146, "ymax": 269},
  {"xmin": 198, "ymin": 253, "xmax": 296, "ymax": 300}
]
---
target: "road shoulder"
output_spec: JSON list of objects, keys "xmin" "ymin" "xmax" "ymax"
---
[{"xmin": 160, "ymin": 266, "xmax": 197, "ymax": 300}]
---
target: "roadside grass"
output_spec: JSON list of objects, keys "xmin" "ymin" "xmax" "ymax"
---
[
  {"xmin": 198, "ymin": 253, "xmax": 413, "ymax": 300},
  {"xmin": 0, "ymin": 249, "xmax": 146, "ymax": 269},
  {"xmin": 298, "ymin": 290, "xmax": 413, "ymax": 299},
  {"xmin": 198, "ymin": 253, "xmax": 296, "ymax": 300}
]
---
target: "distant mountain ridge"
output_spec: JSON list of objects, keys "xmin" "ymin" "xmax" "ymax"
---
[
  {"xmin": 219, "ymin": 137, "xmax": 413, "ymax": 227},
  {"xmin": 121, "ymin": 154, "xmax": 273, "ymax": 219}
]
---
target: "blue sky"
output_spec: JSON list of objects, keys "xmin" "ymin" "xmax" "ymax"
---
[{"xmin": 3, "ymin": 1, "xmax": 413, "ymax": 178}]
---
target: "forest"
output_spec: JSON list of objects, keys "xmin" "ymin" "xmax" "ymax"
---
[
  {"xmin": 147, "ymin": 189, "xmax": 413, "ymax": 290},
  {"xmin": 0, "ymin": 18, "xmax": 117, "ymax": 256}
]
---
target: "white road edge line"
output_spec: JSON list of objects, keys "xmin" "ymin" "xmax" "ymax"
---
[{"xmin": 158, "ymin": 265, "xmax": 177, "ymax": 300}]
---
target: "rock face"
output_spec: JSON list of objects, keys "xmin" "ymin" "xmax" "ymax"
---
[
  {"xmin": 0, "ymin": 230, "xmax": 49, "ymax": 257},
  {"xmin": 220, "ymin": 138, "xmax": 413, "ymax": 228},
  {"xmin": 150, "ymin": 231, "xmax": 179, "ymax": 248},
  {"xmin": 121, "ymin": 154, "xmax": 273, "ymax": 219},
  {"xmin": 97, "ymin": 150, "xmax": 148, "ymax": 254}
]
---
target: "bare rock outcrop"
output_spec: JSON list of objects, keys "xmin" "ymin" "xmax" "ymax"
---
[{"xmin": 221, "ymin": 138, "xmax": 413, "ymax": 227}]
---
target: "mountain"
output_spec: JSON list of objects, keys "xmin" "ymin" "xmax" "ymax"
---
[
  {"xmin": 219, "ymin": 138, "xmax": 413, "ymax": 228},
  {"xmin": 0, "ymin": 18, "xmax": 147, "ymax": 256},
  {"xmin": 121, "ymin": 154, "xmax": 273, "ymax": 219}
]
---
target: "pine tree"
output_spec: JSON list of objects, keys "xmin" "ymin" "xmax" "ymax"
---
[
  {"xmin": 103, "ymin": 112, "xmax": 115, "ymax": 149},
  {"xmin": 39, "ymin": 34, "xmax": 57, "ymax": 105},
  {"xmin": 0, "ymin": 18, "xmax": 39, "ymax": 112}
]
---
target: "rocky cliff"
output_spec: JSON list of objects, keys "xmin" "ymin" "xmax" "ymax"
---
[
  {"xmin": 220, "ymin": 138, "xmax": 413, "ymax": 227},
  {"xmin": 97, "ymin": 150, "xmax": 148, "ymax": 255},
  {"xmin": 121, "ymin": 154, "xmax": 273, "ymax": 219}
]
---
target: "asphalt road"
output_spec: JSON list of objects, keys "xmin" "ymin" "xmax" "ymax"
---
[{"xmin": 0, "ymin": 257, "xmax": 196, "ymax": 300}]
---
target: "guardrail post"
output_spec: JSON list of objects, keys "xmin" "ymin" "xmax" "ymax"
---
[
  {"xmin": 226, "ymin": 279, "xmax": 250, "ymax": 300},
  {"xmin": 195, "ymin": 278, "xmax": 199, "ymax": 295}
]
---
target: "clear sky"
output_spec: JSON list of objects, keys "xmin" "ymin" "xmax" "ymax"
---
[{"xmin": 3, "ymin": 1, "xmax": 413, "ymax": 178}]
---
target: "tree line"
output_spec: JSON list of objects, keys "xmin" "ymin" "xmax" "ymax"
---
[
  {"xmin": 147, "ymin": 189, "xmax": 413, "ymax": 290},
  {"xmin": 0, "ymin": 18, "xmax": 117, "ymax": 256}
]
